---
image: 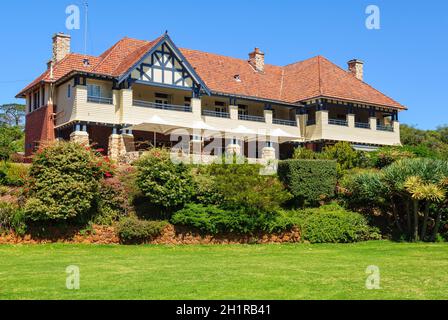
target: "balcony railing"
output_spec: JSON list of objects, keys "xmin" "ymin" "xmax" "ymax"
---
[
  {"xmin": 133, "ymin": 100, "xmax": 192, "ymax": 112},
  {"xmin": 87, "ymin": 96, "xmax": 113, "ymax": 105},
  {"xmin": 273, "ymin": 118, "xmax": 297, "ymax": 127},
  {"xmin": 306, "ymin": 119, "xmax": 316, "ymax": 126},
  {"xmin": 355, "ymin": 122, "xmax": 370, "ymax": 129},
  {"xmin": 238, "ymin": 114, "xmax": 265, "ymax": 123},
  {"xmin": 377, "ymin": 124, "xmax": 394, "ymax": 132},
  {"xmin": 202, "ymin": 110, "xmax": 230, "ymax": 118},
  {"xmin": 328, "ymin": 119, "xmax": 348, "ymax": 126}
]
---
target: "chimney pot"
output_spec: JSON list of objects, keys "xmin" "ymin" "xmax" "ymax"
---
[
  {"xmin": 249, "ymin": 47, "xmax": 265, "ymax": 72},
  {"xmin": 52, "ymin": 32, "xmax": 71, "ymax": 64},
  {"xmin": 348, "ymin": 59, "xmax": 364, "ymax": 81}
]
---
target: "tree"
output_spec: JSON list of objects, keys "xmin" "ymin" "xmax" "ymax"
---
[
  {"xmin": 0, "ymin": 124, "xmax": 24, "ymax": 161},
  {"xmin": 0, "ymin": 104, "xmax": 26, "ymax": 127}
]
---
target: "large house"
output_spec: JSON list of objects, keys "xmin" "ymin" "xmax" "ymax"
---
[{"xmin": 17, "ymin": 32, "xmax": 405, "ymax": 162}]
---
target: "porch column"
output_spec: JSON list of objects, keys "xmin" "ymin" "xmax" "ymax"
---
[
  {"xmin": 108, "ymin": 128, "xmax": 124, "ymax": 161},
  {"xmin": 229, "ymin": 105, "xmax": 238, "ymax": 120},
  {"xmin": 316, "ymin": 110, "xmax": 329, "ymax": 125},
  {"xmin": 262, "ymin": 142, "xmax": 276, "ymax": 161},
  {"xmin": 393, "ymin": 120, "xmax": 400, "ymax": 133},
  {"xmin": 347, "ymin": 114, "xmax": 355, "ymax": 128},
  {"xmin": 121, "ymin": 129, "xmax": 136, "ymax": 153},
  {"xmin": 70, "ymin": 123, "xmax": 89, "ymax": 145},
  {"xmin": 190, "ymin": 135, "xmax": 202, "ymax": 155},
  {"xmin": 119, "ymin": 89, "xmax": 133, "ymax": 124},
  {"xmin": 369, "ymin": 117, "xmax": 377, "ymax": 131},
  {"xmin": 297, "ymin": 110, "xmax": 307, "ymax": 137},
  {"xmin": 264, "ymin": 109, "xmax": 273, "ymax": 124},
  {"xmin": 226, "ymin": 138, "xmax": 241, "ymax": 156},
  {"xmin": 191, "ymin": 97, "xmax": 202, "ymax": 119}
]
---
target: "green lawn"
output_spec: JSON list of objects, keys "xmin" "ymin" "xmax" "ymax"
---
[{"xmin": 0, "ymin": 241, "xmax": 447, "ymax": 300}]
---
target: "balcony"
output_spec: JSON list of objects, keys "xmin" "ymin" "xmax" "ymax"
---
[
  {"xmin": 133, "ymin": 100, "xmax": 192, "ymax": 112},
  {"xmin": 238, "ymin": 114, "xmax": 265, "ymax": 123},
  {"xmin": 87, "ymin": 96, "xmax": 113, "ymax": 105},
  {"xmin": 377, "ymin": 124, "xmax": 394, "ymax": 132},
  {"xmin": 273, "ymin": 118, "xmax": 297, "ymax": 127},
  {"xmin": 202, "ymin": 110, "xmax": 230, "ymax": 118},
  {"xmin": 355, "ymin": 122, "xmax": 370, "ymax": 129},
  {"xmin": 306, "ymin": 119, "xmax": 316, "ymax": 126},
  {"xmin": 328, "ymin": 119, "xmax": 348, "ymax": 126}
]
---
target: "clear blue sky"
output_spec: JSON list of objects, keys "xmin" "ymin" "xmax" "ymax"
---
[{"xmin": 0, "ymin": 0, "xmax": 447, "ymax": 129}]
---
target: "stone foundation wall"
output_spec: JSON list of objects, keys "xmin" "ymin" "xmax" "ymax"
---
[{"xmin": 0, "ymin": 224, "xmax": 300, "ymax": 245}]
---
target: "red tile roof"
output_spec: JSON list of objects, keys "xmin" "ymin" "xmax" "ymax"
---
[{"xmin": 17, "ymin": 36, "xmax": 405, "ymax": 110}]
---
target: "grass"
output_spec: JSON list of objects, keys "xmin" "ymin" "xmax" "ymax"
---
[{"xmin": 0, "ymin": 241, "xmax": 447, "ymax": 300}]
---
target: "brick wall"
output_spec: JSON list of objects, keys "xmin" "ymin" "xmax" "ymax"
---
[{"xmin": 24, "ymin": 105, "xmax": 55, "ymax": 156}]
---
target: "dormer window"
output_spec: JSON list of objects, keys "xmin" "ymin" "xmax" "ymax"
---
[{"xmin": 234, "ymin": 74, "xmax": 241, "ymax": 82}]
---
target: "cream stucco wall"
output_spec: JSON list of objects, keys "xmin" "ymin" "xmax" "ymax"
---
[{"xmin": 52, "ymin": 80, "xmax": 401, "ymax": 146}]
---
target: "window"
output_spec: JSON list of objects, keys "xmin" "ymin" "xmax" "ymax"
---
[
  {"xmin": 155, "ymin": 93, "xmax": 170, "ymax": 105},
  {"xmin": 238, "ymin": 104, "xmax": 248, "ymax": 116},
  {"xmin": 87, "ymin": 84, "xmax": 101, "ymax": 97},
  {"xmin": 67, "ymin": 84, "xmax": 71, "ymax": 98},
  {"xmin": 214, "ymin": 101, "xmax": 226, "ymax": 113},
  {"xmin": 33, "ymin": 92, "xmax": 38, "ymax": 110},
  {"xmin": 41, "ymin": 87, "xmax": 45, "ymax": 106},
  {"xmin": 184, "ymin": 97, "xmax": 191, "ymax": 107}
]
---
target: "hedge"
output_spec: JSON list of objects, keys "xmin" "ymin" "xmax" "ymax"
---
[{"xmin": 277, "ymin": 159, "xmax": 337, "ymax": 206}]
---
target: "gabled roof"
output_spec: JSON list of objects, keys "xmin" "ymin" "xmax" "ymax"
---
[{"xmin": 17, "ymin": 34, "xmax": 406, "ymax": 110}]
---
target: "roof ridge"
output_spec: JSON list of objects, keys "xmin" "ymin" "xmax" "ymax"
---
[
  {"xmin": 317, "ymin": 56, "xmax": 323, "ymax": 95},
  {"xmin": 318, "ymin": 56, "xmax": 404, "ymax": 108},
  {"xmin": 179, "ymin": 47, "xmax": 282, "ymax": 69},
  {"xmin": 282, "ymin": 55, "xmax": 321, "ymax": 68}
]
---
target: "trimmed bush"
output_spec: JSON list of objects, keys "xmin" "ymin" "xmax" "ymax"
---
[
  {"xmin": 171, "ymin": 204, "xmax": 293, "ymax": 235},
  {"xmin": 203, "ymin": 162, "xmax": 292, "ymax": 212},
  {"xmin": 116, "ymin": 216, "xmax": 168, "ymax": 243},
  {"xmin": 135, "ymin": 149, "xmax": 196, "ymax": 210},
  {"xmin": 0, "ymin": 202, "xmax": 26, "ymax": 236},
  {"xmin": 286, "ymin": 204, "xmax": 380, "ymax": 243},
  {"xmin": 278, "ymin": 159, "xmax": 337, "ymax": 206},
  {"xmin": 23, "ymin": 142, "xmax": 112, "ymax": 221}
]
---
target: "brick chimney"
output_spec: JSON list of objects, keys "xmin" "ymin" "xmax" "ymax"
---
[
  {"xmin": 249, "ymin": 48, "xmax": 265, "ymax": 72},
  {"xmin": 52, "ymin": 33, "xmax": 71, "ymax": 64},
  {"xmin": 347, "ymin": 59, "xmax": 364, "ymax": 81}
]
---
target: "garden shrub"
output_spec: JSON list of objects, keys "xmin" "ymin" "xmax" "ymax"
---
[
  {"xmin": 0, "ymin": 162, "xmax": 29, "ymax": 186},
  {"xmin": 204, "ymin": 162, "xmax": 292, "ymax": 212},
  {"xmin": 0, "ymin": 201, "xmax": 26, "ymax": 236},
  {"xmin": 171, "ymin": 204, "xmax": 293, "ymax": 235},
  {"xmin": 135, "ymin": 148, "xmax": 196, "ymax": 210},
  {"xmin": 278, "ymin": 159, "xmax": 337, "ymax": 206},
  {"xmin": 116, "ymin": 216, "xmax": 168, "ymax": 243},
  {"xmin": 339, "ymin": 169, "xmax": 385, "ymax": 209},
  {"xmin": 321, "ymin": 141, "xmax": 366, "ymax": 177},
  {"xmin": 292, "ymin": 147, "xmax": 318, "ymax": 160},
  {"xmin": 94, "ymin": 177, "xmax": 129, "ymax": 225},
  {"xmin": 23, "ymin": 142, "xmax": 112, "ymax": 221},
  {"xmin": 286, "ymin": 204, "xmax": 380, "ymax": 243},
  {"xmin": 370, "ymin": 146, "xmax": 415, "ymax": 169}
]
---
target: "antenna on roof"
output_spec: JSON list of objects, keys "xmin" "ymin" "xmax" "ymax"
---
[{"xmin": 84, "ymin": 0, "xmax": 89, "ymax": 56}]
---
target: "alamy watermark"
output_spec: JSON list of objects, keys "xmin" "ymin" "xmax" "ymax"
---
[
  {"xmin": 365, "ymin": 5, "xmax": 381, "ymax": 30},
  {"xmin": 65, "ymin": 5, "xmax": 81, "ymax": 30},
  {"xmin": 66, "ymin": 265, "xmax": 80, "ymax": 290},
  {"xmin": 365, "ymin": 265, "xmax": 381, "ymax": 289}
]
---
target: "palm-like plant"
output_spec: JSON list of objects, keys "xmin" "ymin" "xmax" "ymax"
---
[{"xmin": 404, "ymin": 176, "xmax": 445, "ymax": 241}]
